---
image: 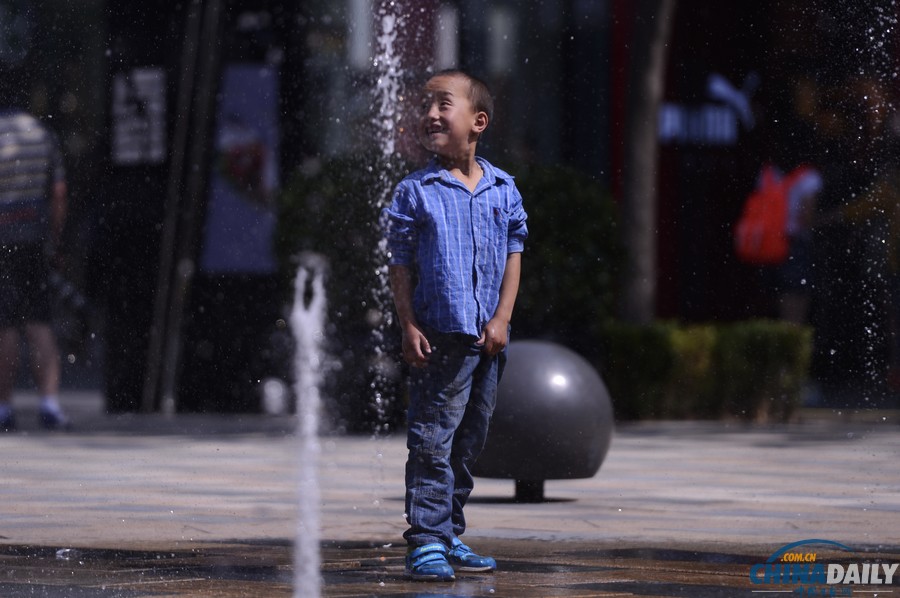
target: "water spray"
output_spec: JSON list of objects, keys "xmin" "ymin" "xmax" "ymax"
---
[{"xmin": 291, "ymin": 251, "xmax": 328, "ymax": 598}]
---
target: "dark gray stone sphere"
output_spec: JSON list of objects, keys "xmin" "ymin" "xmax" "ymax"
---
[{"xmin": 473, "ymin": 340, "xmax": 614, "ymax": 499}]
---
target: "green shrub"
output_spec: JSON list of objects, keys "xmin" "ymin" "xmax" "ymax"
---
[
  {"xmin": 597, "ymin": 321, "xmax": 674, "ymax": 420},
  {"xmin": 598, "ymin": 319, "xmax": 812, "ymax": 422},
  {"xmin": 509, "ymin": 165, "xmax": 622, "ymax": 355},
  {"xmin": 666, "ymin": 324, "xmax": 718, "ymax": 418},
  {"xmin": 713, "ymin": 320, "xmax": 813, "ymax": 422}
]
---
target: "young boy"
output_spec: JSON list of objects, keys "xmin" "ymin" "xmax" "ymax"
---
[{"xmin": 384, "ymin": 70, "xmax": 528, "ymax": 581}]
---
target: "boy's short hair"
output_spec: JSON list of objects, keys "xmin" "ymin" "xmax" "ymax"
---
[{"xmin": 435, "ymin": 69, "xmax": 494, "ymax": 123}]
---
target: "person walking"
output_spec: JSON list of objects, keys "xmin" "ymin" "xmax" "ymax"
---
[{"xmin": 0, "ymin": 108, "xmax": 70, "ymax": 431}]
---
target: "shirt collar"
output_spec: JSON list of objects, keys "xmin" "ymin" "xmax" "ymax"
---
[{"xmin": 422, "ymin": 156, "xmax": 508, "ymax": 189}]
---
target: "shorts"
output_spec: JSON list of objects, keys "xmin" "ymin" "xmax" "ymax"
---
[{"xmin": 0, "ymin": 244, "xmax": 53, "ymax": 326}]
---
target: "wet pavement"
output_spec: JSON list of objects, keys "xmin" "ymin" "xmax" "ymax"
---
[
  {"xmin": 0, "ymin": 538, "xmax": 833, "ymax": 597},
  {"xmin": 2, "ymin": 391, "xmax": 900, "ymax": 596}
]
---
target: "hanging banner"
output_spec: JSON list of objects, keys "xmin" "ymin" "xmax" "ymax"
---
[{"xmin": 199, "ymin": 62, "xmax": 280, "ymax": 275}]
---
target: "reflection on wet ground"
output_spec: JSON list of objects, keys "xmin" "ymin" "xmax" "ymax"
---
[{"xmin": 4, "ymin": 539, "xmax": 899, "ymax": 597}]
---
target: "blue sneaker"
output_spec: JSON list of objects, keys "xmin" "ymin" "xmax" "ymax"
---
[
  {"xmin": 0, "ymin": 410, "xmax": 15, "ymax": 432},
  {"xmin": 448, "ymin": 537, "xmax": 497, "ymax": 572},
  {"xmin": 39, "ymin": 404, "xmax": 71, "ymax": 431},
  {"xmin": 405, "ymin": 543, "xmax": 455, "ymax": 581}
]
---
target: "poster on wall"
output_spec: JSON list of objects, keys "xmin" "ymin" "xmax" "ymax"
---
[
  {"xmin": 111, "ymin": 67, "xmax": 167, "ymax": 166},
  {"xmin": 199, "ymin": 63, "xmax": 279, "ymax": 275}
]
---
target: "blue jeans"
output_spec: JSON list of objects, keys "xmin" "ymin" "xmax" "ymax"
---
[{"xmin": 403, "ymin": 331, "xmax": 506, "ymax": 548}]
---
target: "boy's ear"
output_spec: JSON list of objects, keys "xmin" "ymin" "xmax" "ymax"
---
[{"xmin": 473, "ymin": 111, "xmax": 489, "ymax": 134}]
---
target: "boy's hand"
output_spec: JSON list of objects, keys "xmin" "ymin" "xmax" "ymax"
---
[
  {"xmin": 401, "ymin": 323, "xmax": 432, "ymax": 368},
  {"xmin": 477, "ymin": 317, "xmax": 509, "ymax": 357}
]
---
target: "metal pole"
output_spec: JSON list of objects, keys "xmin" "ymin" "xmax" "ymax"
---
[
  {"xmin": 142, "ymin": 0, "xmax": 203, "ymax": 414},
  {"xmin": 158, "ymin": 0, "xmax": 224, "ymax": 414},
  {"xmin": 142, "ymin": 0, "xmax": 223, "ymax": 413}
]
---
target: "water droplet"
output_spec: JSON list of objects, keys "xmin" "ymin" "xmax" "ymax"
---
[{"xmin": 56, "ymin": 548, "xmax": 81, "ymax": 561}]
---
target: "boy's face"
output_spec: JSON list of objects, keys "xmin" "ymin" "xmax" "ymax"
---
[{"xmin": 417, "ymin": 74, "xmax": 487, "ymax": 159}]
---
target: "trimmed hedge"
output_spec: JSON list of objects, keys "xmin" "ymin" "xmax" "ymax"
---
[{"xmin": 597, "ymin": 320, "xmax": 813, "ymax": 422}]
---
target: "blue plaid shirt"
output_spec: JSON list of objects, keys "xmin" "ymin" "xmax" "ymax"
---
[{"xmin": 385, "ymin": 157, "xmax": 528, "ymax": 338}]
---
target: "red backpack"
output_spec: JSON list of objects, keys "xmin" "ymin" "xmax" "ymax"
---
[{"xmin": 734, "ymin": 164, "xmax": 789, "ymax": 265}]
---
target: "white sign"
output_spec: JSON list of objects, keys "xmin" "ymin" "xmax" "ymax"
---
[
  {"xmin": 111, "ymin": 67, "xmax": 166, "ymax": 165},
  {"xmin": 659, "ymin": 72, "xmax": 758, "ymax": 146}
]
